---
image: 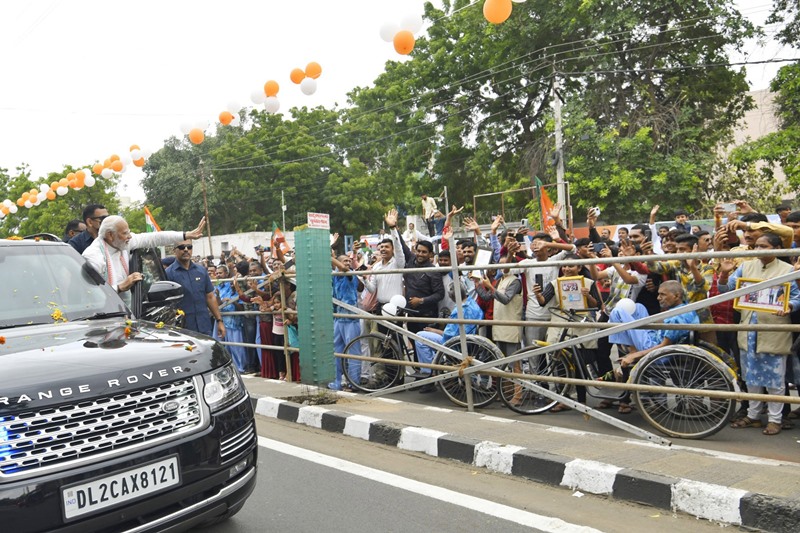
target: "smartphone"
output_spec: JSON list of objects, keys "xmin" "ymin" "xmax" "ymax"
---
[
  {"xmin": 534, "ymin": 274, "xmax": 543, "ymax": 288},
  {"xmin": 514, "ymin": 231, "xmax": 526, "ymax": 243},
  {"xmin": 643, "ymin": 229, "xmax": 652, "ymax": 242},
  {"xmin": 721, "ymin": 202, "xmax": 736, "ymax": 213}
]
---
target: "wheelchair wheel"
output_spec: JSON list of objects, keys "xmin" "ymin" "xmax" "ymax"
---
[
  {"xmin": 341, "ymin": 333, "xmax": 403, "ymax": 393},
  {"xmin": 432, "ymin": 335, "xmax": 502, "ymax": 408},
  {"xmin": 630, "ymin": 345, "xmax": 738, "ymax": 439},
  {"xmin": 695, "ymin": 340, "xmax": 740, "ymax": 378},
  {"xmin": 499, "ymin": 342, "xmax": 576, "ymax": 415}
]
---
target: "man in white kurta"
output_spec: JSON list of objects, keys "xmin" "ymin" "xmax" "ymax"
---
[{"xmin": 83, "ymin": 215, "xmax": 206, "ymax": 305}]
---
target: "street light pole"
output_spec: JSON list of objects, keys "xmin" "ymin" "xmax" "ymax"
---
[{"xmin": 199, "ymin": 159, "xmax": 213, "ymax": 256}]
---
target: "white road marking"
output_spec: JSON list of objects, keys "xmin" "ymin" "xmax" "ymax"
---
[{"xmin": 259, "ymin": 436, "xmax": 604, "ymax": 533}]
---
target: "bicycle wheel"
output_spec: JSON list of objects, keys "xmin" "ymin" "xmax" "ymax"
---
[
  {"xmin": 630, "ymin": 345, "xmax": 738, "ymax": 439},
  {"xmin": 341, "ymin": 333, "xmax": 403, "ymax": 393},
  {"xmin": 499, "ymin": 342, "xmax": 576, "ymax": 415},
  {"xmin": 432, "ymin": 335, "xmax": 502, "ymax": 408}
]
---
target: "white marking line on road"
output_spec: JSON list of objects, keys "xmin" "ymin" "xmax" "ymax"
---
[
  {"xmin": 259, "ymin": 437, "xmax": 603, "ymax": 533},
  {"xmin": 423, "ymin": 406, "xmax": 453, "ymax": 413}
]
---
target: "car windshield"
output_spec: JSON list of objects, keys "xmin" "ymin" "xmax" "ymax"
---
[{"xmin": 0, "ymin": 244, "xmax": 127, "ymax": 329}]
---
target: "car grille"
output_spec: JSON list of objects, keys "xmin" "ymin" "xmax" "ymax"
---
[
  {"xmin": 0, "ymin": 378, "xmax": 204, "ymax": 478},
  {"xmin": 219, "ymin": 422, "xmax": 255, "ymax": 463}
]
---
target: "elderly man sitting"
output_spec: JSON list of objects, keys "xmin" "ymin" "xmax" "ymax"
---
[{"xmin": 83, "ymin": 215, "xmax": 205, "ymax": 305}]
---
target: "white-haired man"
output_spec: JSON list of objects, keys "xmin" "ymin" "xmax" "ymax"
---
[{"xmin": 83, "ymin": 215, "xmax": 206, "ymax": 304}]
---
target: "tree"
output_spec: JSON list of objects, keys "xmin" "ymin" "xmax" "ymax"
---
[{"xmin": 0, "ymin": 165, "xmax": 120, "ymax": 239}]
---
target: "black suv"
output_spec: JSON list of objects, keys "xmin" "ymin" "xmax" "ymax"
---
[{"xmin": 0, "ymin": 239, "xmax": 257, "ymax": 532}]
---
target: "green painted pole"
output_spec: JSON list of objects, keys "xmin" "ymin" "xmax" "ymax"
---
[{"xmin": 295, "ymin": 228, "xmax": 335, "ymax": 385}]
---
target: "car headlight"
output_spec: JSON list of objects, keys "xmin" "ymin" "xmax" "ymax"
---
[{"xmin": 202, "ymin": 364, "xmax": 246, "ymax": 412}]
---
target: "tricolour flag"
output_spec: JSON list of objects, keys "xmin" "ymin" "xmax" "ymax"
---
[{"xmin": 144, "ymin": 206, "xmax": 161, "ymax": 233}]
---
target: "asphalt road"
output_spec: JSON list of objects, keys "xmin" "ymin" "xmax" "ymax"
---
[{"xmin": 204, "ymin": 418, "xmax": 727, "ymax": 533}]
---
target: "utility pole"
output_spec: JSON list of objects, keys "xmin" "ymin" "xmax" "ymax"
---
[
  {"xmin": 552, "ymin": 69, "xmax": 566, "ymax": 220},
  {"xmin": 199, "ymin": 159, "xmax": 213, "ymax": 256},
  {"xmin": 281, "ymin": 190, "xmax": 286, "ymax": 230}
]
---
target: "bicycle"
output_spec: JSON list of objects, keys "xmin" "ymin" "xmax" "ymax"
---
[
  {"xmin": 498, "ymin": 307, "xmax": 739, "ymax": 439},
  {"xmin": 340, "ymin": 304, "xmax": 502, "ymax": 408}
]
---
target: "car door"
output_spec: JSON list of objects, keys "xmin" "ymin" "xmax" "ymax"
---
[{"xmin": 130, "ymin": 248, "xmax": 185, "ymax": 326}]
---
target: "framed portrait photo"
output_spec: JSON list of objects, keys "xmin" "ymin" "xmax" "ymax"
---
[
  {"xmin": 557, "ymin": 276, "xmax": 587, "ymax": 312},
  {"xmin": 733, "ymin": 278, "xmax": 790, "ymax": 315}
]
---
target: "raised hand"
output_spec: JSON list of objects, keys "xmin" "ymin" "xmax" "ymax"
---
[
  {"xmin": 490, "ymin": 215, "xmax": 504, "ymax": 234},
  {"xmin": 719, "ymin": 258, "xmax": 736, "ymax": 274},
  {"xmin": 463, "ymin": 216, "xmax": 480, "ymax": 232},
  {"xmin": 546, "ymin": 225, "xmax": 560, "ymax": 240},
  {"xmin": 185, "ymin": 217, "xmax": 207, "ymax": 239},
  {"xmin": 549, "ymin": 202, "xmax": 563, "ymax": 224},
  {"xmin": 384, "ymin": 209, "xmax": 398, "ymax": 228},
  {"xmin": 619, "ymin": 238, "xmax": 636, "ymax": 257}
]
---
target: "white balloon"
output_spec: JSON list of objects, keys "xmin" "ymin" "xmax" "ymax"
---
[
  {"xmin": 250, "ymin": 89, "xmax": 267, "ymax": 105},
  {"xmin": 226, "ymin": 100, "xmax": 240, "ymax": 114},
  {"xmin": 56, "ymin": 187, "xmax": 68, "ymax": 196},
  {"xmin": 37, "ymin": 192, "xmax": 46, "ymax": 202},
  {"xmin": 39, "ymin": 183, "xmax": 49, "ymax": 193},
  {"xmin": 119, "ymin": 163, "xmax": 128, "ymax": 173},
  {"xmin": 300, "ymin": 77, "xmax": 317, "ymax": 95},
  {"xmin": 379, "ymin": 22, "xmax": 400, "ymax": 42},
  {"xmin": 264, "ymin": 96, "xmax": 280, "ymax": 114},
  {"xmin": 389, "ymin": 294, "xmax": 407, "ymax": 309},
  {"xmin": 400, "ymin": 13, "xmax": 423, "ymax": 34},
  {"xmin": 24, "ymin": 200, "xmax": 33, "ymax": 208},
  {"xmin": 9, "ymin": 204, "xmax": 18, "ymax": 214},
  {"xmin": 82, "ymin": 168, "xmax": 92, "ymax": 178},
  {"xmin": 121, "ymin": 154, "xmax": 132, "ymax": 165},
  {"xmin": 179, "ymin": 122, "xmax": 193, "ymax": 135},
  {"xmin": 84, "ymin": 175, "xmax": 96, "ymax": 187},
  {"xmin": 130, "ymin": 149, "xmax": 142, "ymax": 160},
  {"xmin": 616, "ymin": 298, "xmax": 637, "ymax": 315},
  {"xmin": 2, "ymin": 199, "xmax": 11, "ymax": 208},
  {"xmin": 381, "ymin": 302, "xmax": 398, "ymax": 317},
  {"xmin": 101, "ymin": 168, "xmax": 113, "ymax": 179}
]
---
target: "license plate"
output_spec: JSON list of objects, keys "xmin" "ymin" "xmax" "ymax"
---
[{"xmin": 62, "ymin": 456, "xmax": 180, "ymax": 520}]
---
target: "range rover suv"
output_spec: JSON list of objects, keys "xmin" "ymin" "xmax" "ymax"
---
[{"xmin": 0, "ymin": 239, "xmax": 257, "ymax": 532}]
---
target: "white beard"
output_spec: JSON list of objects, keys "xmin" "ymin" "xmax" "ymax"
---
[{"xmin": 111, "ymin": 237, "xmax": 130, "ymax": 251}]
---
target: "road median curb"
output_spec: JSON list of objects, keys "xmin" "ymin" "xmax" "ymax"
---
[{"xmin": 251, "ymin": 393, "xmax": 796, "ymax": 532}]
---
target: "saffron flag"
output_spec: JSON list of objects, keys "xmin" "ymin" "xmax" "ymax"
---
[
  {"xmin": 271, "ymin": 222, "xmax": 291, "ymax": 257},
  {"xmin": 535, "ymin": 177, "xmax": 555, "ymax": 226},
  {"xmin": 144, "ymin": 206, "xmax": 161, "ymax": 233}
]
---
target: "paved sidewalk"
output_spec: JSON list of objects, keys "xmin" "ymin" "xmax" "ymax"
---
[{"xmin": 243, "ymin": 377, "xmax": 800, "ymax": 532}]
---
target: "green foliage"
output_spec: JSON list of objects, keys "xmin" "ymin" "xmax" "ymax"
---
[{"xmin": 0, "ymin": 166, "xmax": 120, "ymax": 239}]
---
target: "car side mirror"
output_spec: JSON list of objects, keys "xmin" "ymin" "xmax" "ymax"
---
[{"xmin": 145, "ymin": 280, "xmax": 183, "ymax": 306}]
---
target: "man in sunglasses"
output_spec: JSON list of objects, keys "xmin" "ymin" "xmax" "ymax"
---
[
  {"xmin": 68, "ymin": 203, "xmax": 109, "ymax": 254},
  {"xmin": 166, "ymin": 238, "xmax": 226, "ymax": 338}
]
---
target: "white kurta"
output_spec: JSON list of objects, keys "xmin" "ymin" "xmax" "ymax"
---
[{"xmin": 83, "ymin": 231, "xmax": 184, "ymax": 293}]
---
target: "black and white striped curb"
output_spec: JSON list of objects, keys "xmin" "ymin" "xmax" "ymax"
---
[{"xmin": 252, "ymin": 395, "xmax": 800, "ymax": 532}]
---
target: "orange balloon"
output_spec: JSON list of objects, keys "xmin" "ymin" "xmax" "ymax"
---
[
  {"xmin": 51, "ymin": 181, "xmax": 59, "ymax": 190},
  {"xmin": 109, "ymin": 154, "xmax": 120, "ymax": 162},
  {"xmin": 219, "ymin": 111, "xmax": 234, "ymax": 125},
  {"xmin": 264, "ymin": 80, "xmax": 279, "ymax": 97},
  {"xmin": 66, "ymin": 173, "xmax": 75, "ymax": 182},
  {"xmin": 1, "ymin": 205, "xmax": 8, "ymax": 215},
  {"xmin": 75, "ymin": 174, "xmax": 85, "ymax": 188},
  {"xmin": 290, "ymin": 68, "xmax": 305, "ymax": 84},
  {"xmin": 305, "ymin": 62, "xmax": 322, "ymax": 80},
  {"xmin": 21, "ymin": 192, "xmax": 29, "ymax": 202},
  {"xmin": 30, "ymin": 188, "xmax": 38, "ymax": 197},
  {"xmin": 129, "ymin": 144, "xmax": 140, "ymax": 151},
  {"xmin": 393, "ymin": 30, "xmax": 415, "ymax": 55},
  {"xmin": 75, "ymin": 170, "xmax": 85, "ymax": 180},
  {"xmin": 188, "ymin": 128, "xmax": 205, "ymax": 145},
  {"xmin": 46, "ymin": 190, "xmax": 56, "ymax": 201},
  {"xmin": 483, "ymin": 0, "xmax": 512, "ymax": 24},
  {"xmin": 103, "ymin": 158, "xmax": 112, "ymax": 168},
  {"xmin": 59, "ymin": 178, "xmax": 69, "ymax": 187},
  {"xmin": 16, "ymin": 198, "xmax": 25, "ymax": 206},
  {"xmin": 133, "ymin": 158, "xmax": 145, "ymax": 167},
  {"xmin": 92, "ymin": 163, "xmax": 104, "ymax": 175},
  {"xmin": 111, "ymin": 160, "xmax": 124, "ymax": 172}
]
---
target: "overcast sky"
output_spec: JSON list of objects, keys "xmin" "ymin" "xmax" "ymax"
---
[{"xmin": 0, "ymin": 1, "xmax": 792, "ymax": 203}]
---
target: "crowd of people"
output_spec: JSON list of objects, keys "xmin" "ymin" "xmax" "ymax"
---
[
  {"xmin": 323, "ymin": 197, "xmax": 800, "ymax": 437},
  {"xmin": 66, "ymin": 194, "xmax": 800, "ymax": 437}
]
